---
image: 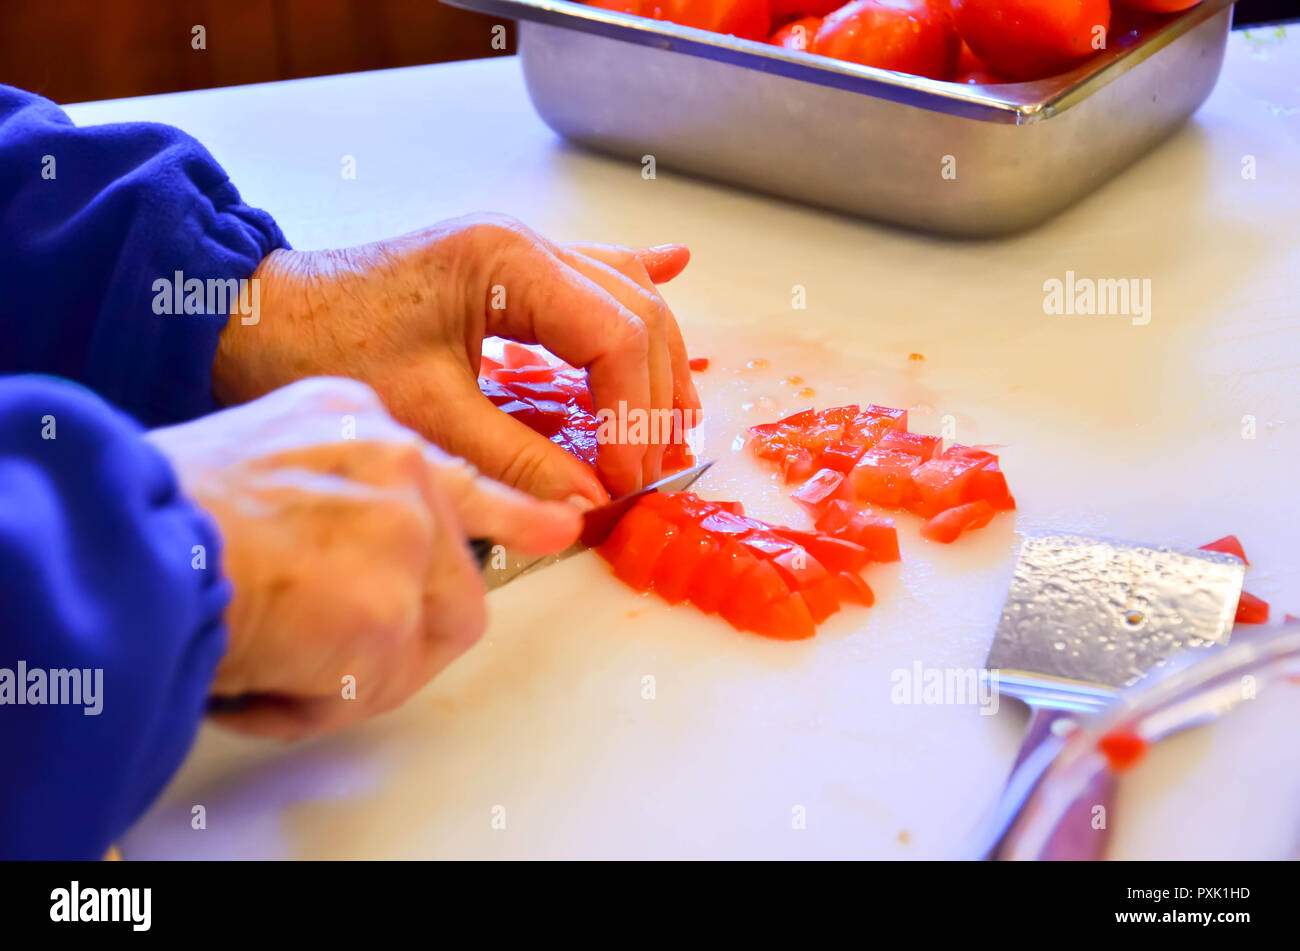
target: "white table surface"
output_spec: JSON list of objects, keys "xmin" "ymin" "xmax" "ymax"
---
[{"xmin": 65, "ymin": 28, "xmax": 1300, "ymax": 859}]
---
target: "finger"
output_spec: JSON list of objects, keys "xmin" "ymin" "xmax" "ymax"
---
[
  {"xmin": 481, "ymin": 237, "xmax": 652, "ymax": 496},
  {"xmin": 209, "ymin": 694, "xmax": 359, "ymax": 742},
  {"xmin": 421, "ymin": 445, "xmax": 582, "ymax": 555},
  {"xmin": 634, "ymin": 243, "xmax": 691, "ymax": 284},
  {"xmin": 566, "ymin": 243, "xmax": 702, "ymax": 422},
  {"xmin": 387, "ymin": 361, "xmax": 610, "ymax": 507},
  {"xmin": 553, "ymin": 246, "xmax": 673, "ymax": 486}
]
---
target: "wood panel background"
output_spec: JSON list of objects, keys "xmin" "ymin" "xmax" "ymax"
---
[{"xmin": 1, "ymin": 0, "xmax": 515, "ymax": 104}]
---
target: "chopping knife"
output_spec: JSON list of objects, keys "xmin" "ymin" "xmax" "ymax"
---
[
  {"xmin": 209, "ymin": 460, "xmax": 713, "ymax": 715},
  {"xmin": 975, "ymin": 531, "xmax": 1246, "ymax": 859},
  {"xmin": 473, "ymin": 459, "xmax": 713, "ymax": 590}
]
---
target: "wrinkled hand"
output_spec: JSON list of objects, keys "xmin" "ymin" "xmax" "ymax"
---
[
  {"xmin": 213, "ymin": 214, "xmax": 701, "ymax": 503},
  {"xmin": 147, "ymin": 377, "xmax": 581, "ymax": 740}
]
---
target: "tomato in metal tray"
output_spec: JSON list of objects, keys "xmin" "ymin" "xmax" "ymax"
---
[
  {"xmin": 815, "ymin": 0, "xmax": 962, "ymax": 81},
  {"xmin": 769, "ymin": 15, "xmax": 823, "ymax": 51},
  {"xmin": 597, "ymin": 492, "xmax": 886, "ymax": 639},
  {"xmin": 951, "ymin": 0, "xmax": 1110, "ymax": 82}
]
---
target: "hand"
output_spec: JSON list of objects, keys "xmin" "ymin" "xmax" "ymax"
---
[
  {"xmin": 147, "ymin": 377, "xmax": 581, "ymax": 740},
  {"xmin": 213, "ymin": 213, "xmax": 701, "ymax": 503}
]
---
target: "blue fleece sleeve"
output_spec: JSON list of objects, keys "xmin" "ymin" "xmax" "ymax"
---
[
  {"xmin": 0, "ymin": 84, "xmax": 287, "ymax": 426},
  {"xmin": 0, "ymin": 376, "xmax": 230, "ymax": 859}
]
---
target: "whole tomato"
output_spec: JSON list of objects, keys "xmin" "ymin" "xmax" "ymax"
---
[
  {"xmin": 814, "ymin": 0, "xmax": 962, "ymax": 80},
  {"xmin": 770, "ymin": 0, "xmax": 850, "ymax": 20},
  {"xmin": 770, "ymin": 15, "xmax": 823, "ymax": 50},
  {"xmin": 654, "ymin": 0, "xmax": 773, "ymax": 40},
  {"xmin": 1112, "ymin": 0, "xmax": 1202, "ymax": 11},
  {"xmin": 951, "ymin": 0, "xmax": 1111, "ymax": 81}
]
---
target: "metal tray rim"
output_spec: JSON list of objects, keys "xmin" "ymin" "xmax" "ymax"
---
[{"xmin": 441, "ymin": 0, "xmax": 1236, "ymax": 123}]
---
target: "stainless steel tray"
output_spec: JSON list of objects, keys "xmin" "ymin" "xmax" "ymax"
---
[{"xmin": 442, "ymin": 0, "xmax": 1236, "ymax": 235}]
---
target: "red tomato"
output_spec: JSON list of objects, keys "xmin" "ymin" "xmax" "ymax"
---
[
  {"xmin": 1098, "ymin": 728, "xmax": 1147, "ymax": 772},
  {"xmin": 1199, "ymin": 535, "xmax": 1249, "ymax": 565},
  {"xmin": 1235, "ymin": 591, "xmax": 1270, "ymax": 625},
  {"xmin": 818, "ymin": 440, "xmax": 867, "ymax": 473},
  {"xmin": 502, "ymin": 340, "xmax": 550, "ymax": 368},
  {"xmin": 688, "ymin": 357, "xmax": 710, "ymax": 371},
  {"xmin": 799, "ymin": 575, "xmax": 843, "ymax": 623},
  {"xmin": 655, "ymin": 0, "xmax": 773, "ymax": 41},
  {"xmin": 770, "ymin": 15, "xmax": 823, "ymax": 51},
  {"xmin": 910, "ymin": 454, "xmax": 985, "ymax": 517},
  {"xmin": 834, "ymin": 571, "xmax": 876, "ymax": 607},
  {"xmin": 598, "ymin": 505, "xmax": 679, "ymax": 590},
  {"xmin": 919, "ymin": 499, "xmax": 995, "ymax": 543},
  {"xmin": 654, "ymin": 527, "xmax": 719, "ymax": 604},
  {"xmin": 1112, "ymin": 0, "xmax": 1201, "ymax": 11},
  {"xmin": 951, "ymin": 0, "xmax": 1109, "ymax": 82},
  {"xmin": 814, "ymin": 501, "xmax": 900, "ymax": 562},
  {"xmin": 686, "ymin": 539, "xmax": 757, "ymax": 615},
  {"xmin": 782, "ymin": 447, "xmax": 817, "ymax": 482},
  {"xmin": 815, "ymin": 0, "xmax": 962, "ymax": 81},
  {"xmin": 772, "ymin": 546, "xmax": 831, "ymax": 590},
  {"xmin": 952, "ymin": 39, "xmax": 1006, "ymax": 84},
  {"xmin": 770, "ymin": 0, "xmax": 844, "ymax": 20}
]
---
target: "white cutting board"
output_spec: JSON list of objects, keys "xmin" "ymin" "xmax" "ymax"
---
[{"xmin": 62, "ymin": 30, "xmax": 1299, "ymax": 859}]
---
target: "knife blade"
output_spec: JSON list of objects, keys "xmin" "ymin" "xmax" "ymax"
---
[{"xmin": 476, "ymin": 459, "xmax": 714, "ymax": 590}]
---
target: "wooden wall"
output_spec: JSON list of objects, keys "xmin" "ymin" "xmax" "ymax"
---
[{"xmin": 1, "ymin": 0, "xmax": 515, "ymax": 104}]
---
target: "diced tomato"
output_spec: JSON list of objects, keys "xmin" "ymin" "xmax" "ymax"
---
[
  {"xmin": 834, "ymin": 571, "xmax": 875, "ymax": 607},
  {"xmin": 700, "ymin": 507, "xmax": 763, "ymax": 535},
  {"xmin": 479, "ymin": 355, "xmax": 504, "ymax": 375},
  {"xmin": 910, "ymin": 454, "xmax": 985, "ymax": 517},
  {"xmin": 719, "ymin": 559, "xmax": 794, "ymax": 632},
  {"xmin": 844, "ymin": 412, "xmax": 897, "ymax": 448},
  {"xmin": 965, "ymin": 459, "xmax": 1014, "ymax": 510},
  {"xmin": 919, "ymin": 500, "xmax": 995, "ymax": 543},
  {"xmin": 850, "ymin": 449, "xmax": 922, "ymax": 507},
  {"xmin": 688, "ymin": 357, "xmax": 710, "ymax": 371},
  {"xmin": 662, "ymin": 439, "xmax": 696, "ymax": 473},
  {"xmin": 1200, "ymin": 535, "xmax": 1249, "ymax": 565},
  {"xmin": 740, "ymin": 592, "xmax": 818, "ymax": 640},
  {"xmin": 875, "ymin": 429, "xmax": 942, "ymax": 462},
  {"xmin": 1098, "ymin": 728, "xmax": 1147, "ymax": 772},
  {"xmin": 714, "ymin": 501, "xmax": 746, "ymax": 516},
  {"xmin": 778, "ymin": 408, "xmax": 818, "ymax": 428},
  {"xmin": 866, "ymin": 404, "xmax": 908, "ymax": 431},
  {"xmin": 490, "ymin": 365, "xmax": 558, "ymax": 385},
  {"xmin": 817, "ymin": 405, "xmax": 861, "ymax": 427},
  {"xmin": 782, "ymin": 447, "xmax": 817, "ymax": 482},
  {"xmin": 799, "ymin": 535, "xmax": 872, "ymax": 574},
  {"xmin": 814, "ymin": 501, "xmax": 900, "ymax": 562},
  {"xmin": 1235, "ymin": 591, "xmax": 1270, "ymax": 625},
  {"xmin": 738, "ymin": 529, "xmax": 797, "ymax": 559},
  {"xmin": 653, "ymin": 527, "xmax": 719, "ymax": 604},
  {"xmin": 598, "ymin": 505, "xmax": 678, "ymax": 591},
  {"xmin": 771, "ymin": 546, "xmax": 830, "ymax": 591},
  {"xmin": 819, "ymin": 440, "xmax": 867, "ymax": 473},
  {"xmin": 686, "ymin": 540, "xmax": 757, "ymax": 615},
  {"xmin": 502, "ymin": 341, "xmax": 551, "ymax": 369},
  {"xmin": 799, "ymin": 575, "xmax": 842, "ymax": 624},
  {"xmin": 791, "ymin": 468, "xmax": 853, "ymax": 519}
]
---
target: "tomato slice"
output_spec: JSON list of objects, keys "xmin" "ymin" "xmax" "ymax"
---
[
  {"xmin": 875, "ymin": 429, "xmax": 942, "ymax": 462},
  {"xmin": 1235, "ymin": 591, "xmax": 1270, "ymax": 625},
  {"xmin": 919, "ymin": 500, "xmax": 995, "ymax": 543},
  {"xmin": 799, "ymin": 575, "xmax": 842, "ymax": 623},
  {"xmin": 719, "ymin": 559, "xmax": 793, "ymax": 629},
  {"xmin": 1200, "ymin": 535, "xmax": 1249, "ymax": 565},
  {"xmin": 850, "ymin": 448, "xmax": 923, "ymax": 507},
  {"xmin": 598, "ymin": 505, "xmax": 678, "ymax": 591},
  {"xmin": 740, "ymin": 591, "xmax": 818, "ymax": 640}
]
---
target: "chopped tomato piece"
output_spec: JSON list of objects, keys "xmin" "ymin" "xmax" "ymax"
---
[
  {"xmin": 598, "ymin": 505, "xmax": 678, "ymax": 591},
  {"xmin": 479, "ymin": 355, "xmax": 504, "ymax": 375},
  {"xmin": 920, "ymin": 500, "xmax": 995, "ymax": 543},
  {"xmin": 738, "ymin": 591, "xmax": 818, "ymax": 640},
  {"xmin": 814, "ymin": 501, "xmax": 899, "ymax": 562},
  {"xmin": 661, "ymin": 439, "xmax": 696, "ymax": 473},
  {"xmin": 1200, "ymin": 535, "xmax": 1249, "ymax": 565},
  {"xmin": 844, "ymin": 412, "xmax": 896, "ymax": 448},
  {"xmin": 910, "ymin": 454, "xmax": 985, "ymax": 517},
  {"xmin": 772, "ymin": 546, "xmax": 830, "ymax": 590},
  {"xmin": 782, "ymin": 447, "xmax": 817, "ymax": 482},
  {"xmin": 799, "ymin": 575, "xmax": 842, "ymax": 624},
  {"xmin": 1235, "ymin": 591, "xmax": 1270, "ymax": 625},
  {"xmin": 653, "ymin": 527, "xmax": 718, "ymax": 604},
  {"xmin": 798, "ymin": 534, "xmax": 872, "ymax": 574},
  {"xmin": 1098, "ymin": 728, "xmax": 1147, "ymax": 772},
  {"xmin": 865, "ymin": 404, "xmax": 908, "ymax": 430},
  {"xmin": 688, "ymin": 357, "xmax": 710, "ymax": 371},
  {"xmin": 819, "ymin": 440, "xmax": 867, "ymax": 473},
  {"xmin": 850, "ymin": 449, "xmax": 922, "ymax": 507},
  {"xmin": 738, "ymin": 529, "xmax": 796, "ymax": 558},
  {"xmin": 834, "ymin": 571, "xmax": 875, "ymax": 607},
  {"xmin": 791, "ymin": 467, "xmax": 853, "ymax": 518},
  {"xmin": 778, "ymin": 408, "xmax": 818, "ymax": 428},
  {"xmin": 686, "ymin": 540, "xmax": 756, "ymax": 615},
  {"xmin": 875, "ymin": 429, "xmax": 942, "ymax": 462},
  {"xmin": 502, "ymin": 341, "xmax": 550, "ymax": 369}
]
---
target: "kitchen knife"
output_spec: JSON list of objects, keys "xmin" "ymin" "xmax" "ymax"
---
[
  {"xmin": 976, "ymin": 531, "xmax": 1246, "ymax": 859},
  {"xmin": 475, "ymin": 459, "xmax": 713, "ymax": 590}
]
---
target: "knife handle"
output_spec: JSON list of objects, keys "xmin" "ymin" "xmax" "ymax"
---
[{"xmin": 209, "ymin": 536, "xmax": 498, "ymax": 716}]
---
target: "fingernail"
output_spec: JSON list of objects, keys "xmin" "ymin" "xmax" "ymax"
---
[
  {"xmin": 565, "ymin": 494, "xmax": 596, "ymax": 512},
  {"xmin": 646, "ymin": 243, "xmax": 685, "ymax": 254}
]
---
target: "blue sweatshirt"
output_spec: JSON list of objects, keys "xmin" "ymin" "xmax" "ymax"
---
[{"xmin": 0, "ymin": 84, "xmax": 286, "ymax": 858}]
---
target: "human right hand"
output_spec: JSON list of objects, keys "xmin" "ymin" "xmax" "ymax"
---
[{"xmin": 147, "ymin": 377, "xmax": 581, "ymax": 740}]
